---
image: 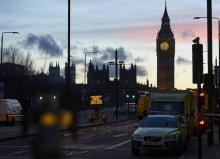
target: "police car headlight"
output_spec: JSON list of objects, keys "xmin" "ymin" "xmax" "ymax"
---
[
  {"xmin": 132, "ymin": 134, "xmax": 144, "ymax": 141},
  {"xmin": 164, "ymin": 134, "xmax": 176, "ymax": 141}
]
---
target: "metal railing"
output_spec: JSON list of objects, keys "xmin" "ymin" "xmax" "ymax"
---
[{"xmin": 204, "ymin": 113, "xmax": 220, "ymax": 145}]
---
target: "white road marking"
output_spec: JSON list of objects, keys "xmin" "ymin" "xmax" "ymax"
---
[
  {"xmin": 3, "ymin": 150, "xmax": 27, "ymax": 157},
  {"xmin": 64, "ymin": 132, "xmax": 73, "ymax": 137},
  {"xmin": 64, "ymin": 150, "xmax": 88, "ymax": 156},
  {"xmin": 63, "ymin": 145, "xmax": 106, "ymax": 150},
  {"xmin": 113, "ymin": 133, "xmax": 128, "ymax": 138},
  {"xmin": 105, "ymin": 139, "xmax": 130, "ymax": 149},
  {"xmin": 0, "ymin": 145, "xmax": 31, "ymax": 148},
  {"xmin": 62, "ymin": 140, "xmax": 72, "ymax": 144},
  {"xmin": 99, "ymin": 131, "xmax": 112, "ymax": 135},
  {"xmin": 0, "ymin": 157, "xmax": 26, "ymax": 159},
  {"xmin": 62, "ymin": 134, "xmax": 96, "ymax": 144},
  {"xmin": 79, "ymin": 135, "xmax": 95, "ymax": 140}
]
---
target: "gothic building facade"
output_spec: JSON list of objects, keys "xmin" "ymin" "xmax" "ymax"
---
[
  {"xmin": 119, "ymin": 64, "xmax": 137, "ymax": 90},
  {"xmin": 49, "ymin": 62, "xmax": 60, "ymax": 77},
  {"xmin": 87, "ymin": 60, "xmax": 109, "ymax": 90},
  {"xmin": 49, "ymin": 62, "xmax": 61, "ymax": 82},
  {"xmin": 156, "ymin": 4, "xmax": 175, "ymax": 90},
  {"xmin": 65, "ymin": 62, "xmax": 76, "ymax": 84}
]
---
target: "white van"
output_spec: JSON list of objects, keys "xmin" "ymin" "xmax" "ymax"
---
[{"xmin": 0, "ymin": 99, "xmax": 23, "ymax": 124}]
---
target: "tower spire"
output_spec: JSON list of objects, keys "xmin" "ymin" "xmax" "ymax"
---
[
  {"xmin": 162, "ymin": 1, "xmax": 170, "ymax": 25},
  {"xmin": 158, "ymin": 0, "xmax": 173, "ymax": 36}
]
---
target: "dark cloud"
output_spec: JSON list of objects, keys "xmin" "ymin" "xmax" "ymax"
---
[
  {"xmin": 84, "ymin": 45, "xmax": 100, "ymax": 54},
  {"xmin": 70, "ymin": 45, "xmax": 78, "ymax": 50},
  {"xmin": 110, "ymin": 65, "xmax": 148, "ymax": 78},
  {"xmin": 100, "ymin": 47, "xmax": 115, "ymax": 60},
  {"xmin": 135, "ymin": 57, "xmax": 145, "ymax": 63},
  {"xmin": 73, "ymin": 59, "xmax": 84, "ymax": 65},
  {"xmin": 69, "ymin": 45, "xmax": 133, "ymax": 78},
  {"xmin": 76, "ymin": 41, "xmax": 83, "ymax": 45},
  {"xmin": 92, "ymin": 45, "xmax": 99, "ymax": 53},
  {"xmin": 136, "ymin": 66, "xmax": 148, "ymax": 77},
  {"xmin": 22, "ymin": 33, "xmax": 63, "ymax": 57},
  {"xmin": 176, "ymin": 56, "xmax": 191, "ymax": 65},
  {"xmin": 100, "ymin": 46, "xmax": 130, "ymax": 61},
  {"xmin": 182, "ymin": 30, "xmax": 195, "ymax": 38},
  {"xmin": 118, "ymin": 47, "xmax": 130, "ymax": 60}
]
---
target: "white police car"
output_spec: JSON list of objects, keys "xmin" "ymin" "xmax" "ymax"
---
[{"xmin": 131, "ymin": 114, "xmax": 187, "ymax": 156}]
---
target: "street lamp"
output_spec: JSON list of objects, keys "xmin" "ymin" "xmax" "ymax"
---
[
  {"xmin": 0, "ymin": 32, "xmax": 19, "ymax": 75},
  {"xmin": 84, "ymin": 49, "xmax": 100, "ymax": 84},
  {"xmin": 1, "ymin": 32, "xmax": 19, "ymax": 65},
  {"xmin": 194, "ymin": 16, "xmax": 220, "ymax": 110},
  {"xmin": 108, "ymin": 49, "xmax": 124, "ymax": 119},
  {"xmin": 194, "ymin": 16, "xmax": 220, "ymax": 88},
  {"xmin": 194, "ymin": 4, "xmax": 214, "ymax": 147}
]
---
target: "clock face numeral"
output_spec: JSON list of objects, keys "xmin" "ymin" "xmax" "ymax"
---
[{"xmin": 160, "ymin": 42, "xmax": 169, "ymax": 51}]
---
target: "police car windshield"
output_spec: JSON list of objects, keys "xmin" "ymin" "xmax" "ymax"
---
[
  {"xmin": 149, "ymin": 101, "xmax": 184, "ymax": 115},
  {"xmin": 140, "ymin": 116, "xmax": 178, "ymax": 128}
]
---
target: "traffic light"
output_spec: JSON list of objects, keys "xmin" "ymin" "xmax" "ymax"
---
[
  {"xmin": 198, "ymin": 89, "xmax": 205, "ymax": 106},
  {"xmin": 197, "ymin": 114, "xmax": 207, "ymax": 131},
  {"xmin": 126, "ymin": 94, "xmax": 130, "ymax": 98},
  {"xmin": 125, "ymin": 92, "xmax": 136, "ymax": 102},
  {"xmin": 192, "ymin": 43, "xmax": 203, "ymax": 83},
  {"xmin": 132, "ymin": 94, "xmax": 136, "ymax": 100}
]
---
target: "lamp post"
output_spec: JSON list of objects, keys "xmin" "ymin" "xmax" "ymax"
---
[
  {"xmin": 1, "ymin": 32, "xmax": 19, "ymax": 64},
  {"xmin": 0, "ymin": 32, "xmax": 19, "ymax": 76},
  {"xmin": 193, "ymin": 16, "xmax": 220, "ymax": 146},
  {"xmin": 66, "ymin": 0, "xmax": 71, "ymax": 99},
  {"xmin": 193, "ymin": 0, "xmax": 214, "ymax": 146},
  {"xmin": 194, "ymin": 16, "xmax": 220, "ymax": 89},
  {"xmin": 109, "ymin": 49, "xmax": 124, "ymax": 119}
]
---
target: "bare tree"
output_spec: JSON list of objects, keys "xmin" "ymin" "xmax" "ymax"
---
[
  {"xmin": 3, "ymin": 45, "xmax": 36, "ymax": 75},
  {"xmin": 4, "ymin": 45, "xmax": 23, "ymax": 64},
  {"xmin": 23, "ymin": 51, "xmax": 35, "ymax": 75}
]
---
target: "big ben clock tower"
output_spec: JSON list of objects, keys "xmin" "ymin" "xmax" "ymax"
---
[{"xmin": 156, "ymin": 4, "xmax": 175, "ymax": 90}]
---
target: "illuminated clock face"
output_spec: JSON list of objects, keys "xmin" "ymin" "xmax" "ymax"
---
[{"xmin": 160, "ymin": 42, "xmax": 169, "ymax": 51}]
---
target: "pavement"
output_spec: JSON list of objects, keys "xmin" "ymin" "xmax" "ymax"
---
[
  {"xmin": 180, "ymin": 124, "xmax": 220, "ymax": 159},
  {"xmin": 77, "ymin": 110, "xmax": 136, "ymax": 128}
]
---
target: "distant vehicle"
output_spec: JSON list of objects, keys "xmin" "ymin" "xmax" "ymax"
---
[
  {"xmin": 131, "ymin": 114, "xmax": 187, "ymax": 156},
  {"xmin": 0, "ymin": 99, "xmax": 23, "ymax": 125},
  {"xmin": 118, "ymin": 104, "xmax": 136, "ymax": 115},
  {"xmin": 137, "ymin": 91, "xmax": 149, "ymax": 97}
]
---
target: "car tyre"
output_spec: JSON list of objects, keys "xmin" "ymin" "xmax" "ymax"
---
[
  {"xmin": 174, "ymin": 137, "xmax": 182, "ymax": 156},
  {"xmin": 183, "ymin": 140, "xmax": 188, "ymax": 151},
  {"xmin": 131, "ymin": 147, "xmax": 140, "ymax": 156},
  {"xmin": 174, "ymin": 145, "xmax": 181, "ymax": 156}
]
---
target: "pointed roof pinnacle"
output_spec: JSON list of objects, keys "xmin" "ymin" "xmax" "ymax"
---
[
  {"xmin": 157, "ymin": 0, "xmax": 174, "ymax": 37},
  {"xmin": 162, "ymin": 0, "xmax": 170, "ymax": 24}
]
